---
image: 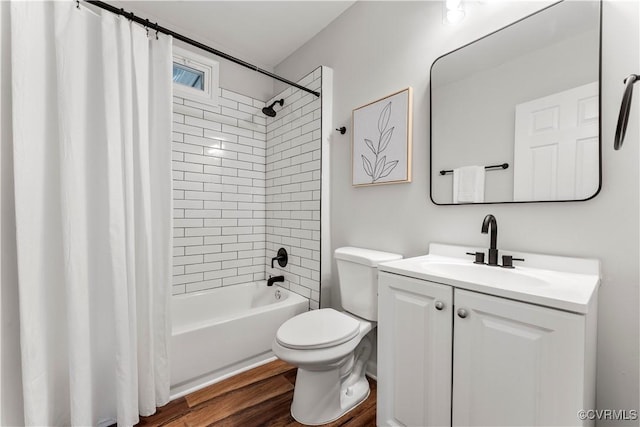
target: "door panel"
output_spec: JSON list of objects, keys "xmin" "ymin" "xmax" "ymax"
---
[
  {"xmin": 378, "ymin": 273, "xmax": 453, "ymax": 427},
  {"xmin": 514, "ymin": 81, "xmax": 599, "ymax": 201},
  {"xmin": 452, "ymin": 289, "xmax": 586, "ymax": 426}
]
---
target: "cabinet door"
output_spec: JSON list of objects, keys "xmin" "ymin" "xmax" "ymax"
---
[
  {"xmin": 378, "ymin": 272, "xmax": 453, "ymax": 427},
  {"xmin": 452, "ymin": 289, "xmax": 586, "ymax": 426}
]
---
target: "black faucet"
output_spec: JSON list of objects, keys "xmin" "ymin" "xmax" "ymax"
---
[
  {"xmin": 481, "ymin": 214, "xmax": 499, "ymax": 266},
  {"xmin": 267, "ymin": 275, "xmax": 284, "ymax": 287}
]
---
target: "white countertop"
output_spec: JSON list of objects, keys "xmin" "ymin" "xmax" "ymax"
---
[{"xmin": 378, "ymin": 243, "xmax": 600, "ymax": 314}]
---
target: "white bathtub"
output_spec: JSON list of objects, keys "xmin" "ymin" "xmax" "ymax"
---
[{"xmin": 170, "ymin": 281, "xmax": 308, "ymax": 398}]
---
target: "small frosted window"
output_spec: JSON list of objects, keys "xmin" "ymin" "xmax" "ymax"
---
[
  {"xmin": 173, "ymin": 63, "xmax": 204, "ymax": 90},
  {"xmin": 172, "ymin": 46, "xmax": 219, "ymax": 106}
]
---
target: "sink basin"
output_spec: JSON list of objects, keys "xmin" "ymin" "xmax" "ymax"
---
[
  {"xmin": 377, "ymin": 243, "xmax": 601, "ymax": 314},
  {"xmin": 420, "ymin": 261, "xmax": 549, "ymax": 288}
]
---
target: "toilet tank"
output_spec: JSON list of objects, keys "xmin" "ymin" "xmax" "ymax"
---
[{"xmin": 335, "ymin": 247, "xmax": 402, "ymax": 321}]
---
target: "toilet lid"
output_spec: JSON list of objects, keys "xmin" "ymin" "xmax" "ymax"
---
[{"xmin": 276, "ymin": 308, "xmax": 360, "ymax": 350}]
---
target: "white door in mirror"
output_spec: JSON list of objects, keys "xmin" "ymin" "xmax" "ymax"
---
[{"xmin": 514, "ymin": 81, "xmax": 599, "ymax": 201}]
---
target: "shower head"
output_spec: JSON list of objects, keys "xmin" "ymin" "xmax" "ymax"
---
[{"xmin": 262, "ymin": 99, "xmax": 284, "ymax": 117}]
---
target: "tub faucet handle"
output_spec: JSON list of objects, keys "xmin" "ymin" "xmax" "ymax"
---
[{"xmin": 271, "ymin": 248, "xmax": 288, "ymax": 268}]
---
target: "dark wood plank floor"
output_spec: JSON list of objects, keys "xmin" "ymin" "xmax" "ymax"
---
[{"xmin": 137, "ymin": 359, "xmax": 377, "ymax": 427}]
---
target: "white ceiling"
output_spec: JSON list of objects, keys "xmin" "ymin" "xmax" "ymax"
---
[{"xmin": 110, "ymin": 1, "xmax": 355, "ymax": 69}]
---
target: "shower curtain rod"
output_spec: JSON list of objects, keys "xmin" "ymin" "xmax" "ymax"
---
[{"xmin": 85, "ymin": 0, "xmax": 321, "ymax": 98}]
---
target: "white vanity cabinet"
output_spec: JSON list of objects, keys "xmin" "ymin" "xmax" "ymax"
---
[{"xmin": 377, "ymin": 256, "xmax": 598, "ymax": 427}]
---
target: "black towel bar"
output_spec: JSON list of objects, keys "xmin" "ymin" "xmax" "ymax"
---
[{"xmin": 439, "ymin": 163, "xmax": 509, "ymax": 176}]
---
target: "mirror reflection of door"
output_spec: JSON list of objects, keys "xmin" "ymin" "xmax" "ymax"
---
[
  {"xmin": 513, "ymin": 82, "xmax": 599, "ymax": 201},
  {"xmin": 429, "ymin": 0, "xmax": 601, "ymax": 205}
]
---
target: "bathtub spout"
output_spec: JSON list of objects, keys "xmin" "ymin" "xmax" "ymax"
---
[{"xmin": 267, "ymin": 275, "xmax": 284, "ymax": 286}]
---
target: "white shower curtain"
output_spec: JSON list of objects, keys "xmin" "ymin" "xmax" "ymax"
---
[{"xmin": 4, "ymin": 2, "xmax": 172, "ymax": 426}]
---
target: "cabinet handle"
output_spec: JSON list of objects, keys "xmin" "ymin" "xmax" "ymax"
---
[
  {"xmin": 434, "ymin": 300, "xmax": 445, "ymax": 311},
  {"xmin": 457, "ymin": 308, "xmax": 468, "ymax": 319}
]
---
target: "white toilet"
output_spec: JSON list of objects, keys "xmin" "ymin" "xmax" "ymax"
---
[{"xmin": 272, "ymin": 247, "xmax": 402, "ymax": 425}]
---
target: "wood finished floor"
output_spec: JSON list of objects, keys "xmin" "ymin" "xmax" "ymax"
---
[{"xmin": 137, "ymin": 359, "xmax": 377, "ymax": 427}]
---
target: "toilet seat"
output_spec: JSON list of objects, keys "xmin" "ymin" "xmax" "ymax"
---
[{"xmin": 276, "ymin": 308, "xmax": 360, "ymax": 350}]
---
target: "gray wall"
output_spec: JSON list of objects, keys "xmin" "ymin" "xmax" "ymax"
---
[{"xmin": 275, "ymin": 0, "xmax": 639, "ymax": 421}]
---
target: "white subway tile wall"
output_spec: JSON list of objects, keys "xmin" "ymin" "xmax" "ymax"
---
[
  {"xmin": 266, "ymin": 68, "xmax": 322, "ymax": 309},
  {"xmin": 172, "ymin": 89, "xmax": 268, "ymax": 295},
  {"xmin": 172, "ymin": 69, "xmax": 323, "ymax": 308}
]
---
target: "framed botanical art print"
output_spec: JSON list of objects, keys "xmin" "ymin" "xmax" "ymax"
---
[{"xmin": 352, "ymin": 87, "xmax": 412, "ymax": 186}]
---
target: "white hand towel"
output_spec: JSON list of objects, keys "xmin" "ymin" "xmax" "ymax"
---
[{"xmin": 453, "ymin": 165, "xmax": 485, "ymax": 203}]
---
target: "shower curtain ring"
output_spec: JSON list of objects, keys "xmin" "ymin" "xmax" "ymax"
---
[
  {"xmin": 155, "ymin": 23, "xmax": 159, "ymax": 40},
  {"xmin": 76, "ymin": 0, "xmax": 80, "ymax": 9}
]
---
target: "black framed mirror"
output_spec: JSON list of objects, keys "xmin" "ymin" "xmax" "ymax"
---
[{"xmin": 430, "ymin": 1, "xmax": 601, "ymax": 205}]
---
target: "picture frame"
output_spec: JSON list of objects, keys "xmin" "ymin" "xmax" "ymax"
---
[{"xmin": 352, "ymin": 87, "xmax": 412, "ymax": 186}]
